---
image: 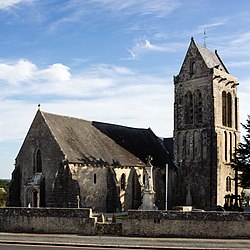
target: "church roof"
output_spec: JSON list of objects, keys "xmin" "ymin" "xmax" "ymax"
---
[
  {"xmin": 93, "ymin": 122, "xmax": 172, "ymax": 167},
  {"xmin": 39, "ymin": 111, "xmax": 172, "ymax": 168},
  {"xmin": 196, "ymin": 44, "xmax": 221, "ymax": 69},
  {"xmin": 41, "ymin": 111, "xmax": 145, "ymax": 167},
  {"xmin": 196, "ymin": 41, "xmax": 229, "ymax": 73}
]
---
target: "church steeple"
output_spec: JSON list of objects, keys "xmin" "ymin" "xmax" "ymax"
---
[{"xmin": 174, "ymin": 38, "xmax": 240, "ymax": 209}]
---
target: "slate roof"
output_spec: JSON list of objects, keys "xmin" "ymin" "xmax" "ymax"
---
[
  {"xmin": 41, "ymin": 111, "xmax": 144, "ymax": 167},
  {"xmin": 196, "ymin": 44, "xmax": 229, "ymax": 73},
  {"xmin": 93, "ymin": 122, "xmax": 173, "ymax": 168},
  {"xmin": 40, "ymin": 111, "xmax": 173, "ymax": 169}
]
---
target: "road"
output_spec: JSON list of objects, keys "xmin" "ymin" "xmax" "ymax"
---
[
  {"xmin": 1, "ymin": 233, "xmax": 250, "ymax": 249},
  {"xmin": 0, "ymin": 244, "xmax": 132, "ymax": 250}
]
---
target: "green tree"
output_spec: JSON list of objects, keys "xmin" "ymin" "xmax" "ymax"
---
[
  {"xmin": 231, "ymin": 115, "xmax": 250, "ymax": 188},
  {"xmin": 0, "ymin": 188, "xmax": 7, "ymax": 207},
  {"xmin": 0, "ymin": 179, "xmax": 10, "ymax": 190},
  {"xmin": 0, "ymin": 179, "xmax": 10, "ymax": 207}
]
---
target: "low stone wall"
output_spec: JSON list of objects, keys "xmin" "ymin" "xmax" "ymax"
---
[
  {"xmin": 122, "ymin": 210, "xmax": 250, "ymax": 238},
  {"xmin": 0, "ymin": 207, "xmax": 96, "ymax": 234},
  {"xmin": 95, "ymin": 222, "xmax": 122, "ymax": 235}
]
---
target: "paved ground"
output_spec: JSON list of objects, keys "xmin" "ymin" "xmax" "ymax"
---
[{"xmin": 0, "ymin": 232, "xmax": 250, "ymax": 249}]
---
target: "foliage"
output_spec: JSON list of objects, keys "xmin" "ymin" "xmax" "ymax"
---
[
  {"xmin": 0, "ymin": 180, "xmax": 10, "ymax": 207},
  {"xmin": 0, "ymin": 188, "xmax": 7, "ymax": 207},
  {"xmin": 231, "ymin": 115, "xmax": 250, "ymax": 188},
  {"xmin": 0, "ymin": 179, "xmax": 10, "ymax": 189}
]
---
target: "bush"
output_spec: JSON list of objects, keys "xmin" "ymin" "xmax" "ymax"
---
[{"xmin": 0, "ymin": 188, "xmax": 7, "ymax": 207}]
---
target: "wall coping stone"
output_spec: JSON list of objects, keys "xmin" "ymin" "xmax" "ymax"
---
[
  {"xmin": 128, "ymin": 210, "xmax": 250, "ymax": 221},
  {"xmin": 0, "ymin": 207, "xmax": 92, "ymax": 218}
]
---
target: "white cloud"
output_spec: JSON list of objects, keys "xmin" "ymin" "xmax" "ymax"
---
[
  {"xmin": 36, "ymin": 63, "xmax": 71, "ymax": 82},
  {"xmin": 0, "ymin": 59, "xmax": 173, "ymax": 143},
  {"xmin": 0, "ymin": 0, "xmax": 33, "ymax": 10},
  {"xmin": 0, "ymin": 60, "xmax": 71, "ymax": 85},
  {"xmin": 127, "ymin": 38, "xmax": 183, "ymax": 59},
  {"xmin": 198, "ymin": 18, "xmax": 228, "ymax": 30},
  {"xmin": 0, "ymin": 59, "xmax": 37, "ymax": 83},
  {"xmin": 231, "ymin": 31, "xmax": 250, "ymax": 46}
]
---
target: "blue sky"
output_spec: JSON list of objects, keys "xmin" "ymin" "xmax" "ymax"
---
[{"xmin": 1, "ymin": 0, "xmax": 250, "ymax": 179}]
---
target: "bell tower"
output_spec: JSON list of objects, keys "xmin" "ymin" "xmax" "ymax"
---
[{"xmin": 174, "ymin": 38, "xmax": 240, "ymax": 208}]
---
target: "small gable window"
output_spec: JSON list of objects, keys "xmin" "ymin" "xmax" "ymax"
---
[
  {"xmin": 190, "ymin": 62, "xmax": 196, "ymax": 75},
  {"xmin": 35, "ymin": 149, "xmax": 42, "ymax": 173}
]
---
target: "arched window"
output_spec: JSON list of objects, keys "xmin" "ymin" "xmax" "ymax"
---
[
  {"xmin": 185, "ymin": 132, "xmax": 190, "ymax": 159},
  {"xmin": 224, "ymin": 131, "xmax": 227, "ymax": 162},
  {"xmin": 194, "ymin": 130, "xmax": 201, "ymax": 160},
  {"xmin": 93, "ymin": 173, "xmax": 97, "ymax": 184},
  {"xmin": 121, "ymin": 173, "xmax": 126, "ymax": 191},
  {"xmin": 190, "ymin": 62, "xmax": 196, "ymax": 75},
  {"xmin": 202, "ymin": 130, "xmax": 207, "ymax": 160},
  {"xmin": 234, "ymin": 132, "xmax": 237, "ymax": 150},
  {"xmin": 227, "ymin": 93, "xmax": 232, "ymax": 127},
  {"xmin": 194, "ymin": 90, "xmax": 202, "ymax": 124},
  {"xmin": 226, "ymin": 176, "xmax": 231, "ymax": 192},
  {"xmin": 229, "ymin": 132, "xmax": 232, "ymax": 161},
  {"xmin": 185, "ymin": 91, "xmax": 194, "ymax": 125},
  {"xmin": 222, "ymin": 91, "xmax": 227, "ymax": 126},
  {"xmin": 35, "ymin": 149, "xmax": 42, "ymax": 173},
  {"xmin": 235, "ymin": 97, "xmax": 238, "ymax": 130},
  {"xmin": 177, "ymin": 132, "xmax": 182, "ymax": 161}
]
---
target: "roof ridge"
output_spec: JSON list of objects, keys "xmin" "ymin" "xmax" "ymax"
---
[
  {"xmin": 93, "ymin": 120, "xmax": 149, "ymax": 131},
  {"xmin": 41, "ymin": 110, "xmax": 92, "ymax": 123}
]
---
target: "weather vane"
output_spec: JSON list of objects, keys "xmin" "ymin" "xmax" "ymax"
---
[{"xmin": 203, "ymin": 30, "xmax": 207, "ymax": 48}]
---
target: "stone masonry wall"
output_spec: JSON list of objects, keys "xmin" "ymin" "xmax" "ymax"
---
[
  {"xmin": 0, "ymin": 207, "xmax": 96, "ymax": 234},
  {"xmin": 122, "ymin": 210, "xmax": 250, "ymax": 238}
]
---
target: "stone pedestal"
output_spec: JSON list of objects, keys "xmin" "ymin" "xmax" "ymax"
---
[{"xmin": 139, "ymin": 190, "xmax": 158, "ymax": 210}]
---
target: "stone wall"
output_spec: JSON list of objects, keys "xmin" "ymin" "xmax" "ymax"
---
[
  {"xmin": 122, "ymin": 210, "xmax": 250, "ymax": 238},
  {"xmin": 0, "ymin": 207, "xmax": 96, "ymax": 234}
]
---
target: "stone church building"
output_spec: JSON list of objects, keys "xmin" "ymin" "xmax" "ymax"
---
[
  {"xmin": 7, "ymin": 38, "xmax": 240, "ymax": 211},
  {"xmin": 7, "ymin": 109, "xmax": 175, "ymax": 212}
]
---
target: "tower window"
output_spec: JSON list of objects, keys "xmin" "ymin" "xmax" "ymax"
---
[
  {"xmin": 93, "ymin": 173, "xmax": 97, "ymax": 184},
  {"xmin": 229, "ymin": 132, "xmax": 232, "ymax": 161},
  {"xmin": 235, "ymin": 97, "xmax": 238, "ymax": 130},
  {"xmin": 222, "ymin": 91, "xmax": 227, "ymax": 126},
  {"xmin": 224, "ymin": 131, "xmax": 228, "ymax": 162},
  {"xmin": 195, "ymin": 90, "xmax": 202, "ymax": 124},
  {"xmin": 222, "ymin": 91, "xmax": 232, "ymax": 127},
  {"xmin": 185, "ymin": 91, "xmax": 194, "ymax": 125},
  {"xmin": 226, "ymin": 176, "xmax": 231, "ymax": 192},
  {"xmin": 227, "ymin": 93, "xmax": 232, "ymax": 127}
]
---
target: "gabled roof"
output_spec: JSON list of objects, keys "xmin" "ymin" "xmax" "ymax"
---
[
  {"xmin": 38, "ymin": 110, "xmax": 173, "ymax": 168},
  {"xmin": 40, "ymin": 111, "xmax": 145, "ymax": 167},
  {"xmin": 176, "ymin": 38, "xmax": 229, "ymax": 83},
  {"xmin": 196, "ymin": 44, "xmax": 229, "ymax": 73},
  {"xmin": 196, "ymin": 44, "xmax": 220, "ymax": 69},
  {"xmin": 93, "ymin": 122, "xmax": 173, "ymax": 167}
]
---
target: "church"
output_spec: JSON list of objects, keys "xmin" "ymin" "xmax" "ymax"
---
[{"xmin": 7, "ymin": 38, "xmax": 240, "ymax": 211}]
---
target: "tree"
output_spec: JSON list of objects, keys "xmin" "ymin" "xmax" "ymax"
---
[
  {"xmin": 231, "ymin": 115, "xmax": 250, "ymax": 188},
  {"xmin": 0, "ymin": 188, "xmax": 7, "ymax": 207},
  {"xmin": 0, "ymin": 179, "xmax": 10, "ymax": 207},
  {"xmin": 0, "ymin": 179, "xmax": 10, "ymax": 190}
]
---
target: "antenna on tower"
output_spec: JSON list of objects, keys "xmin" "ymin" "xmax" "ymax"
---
[{"xmin": 203, "ymin": 30, "xmax": 207, "ymax": 48}]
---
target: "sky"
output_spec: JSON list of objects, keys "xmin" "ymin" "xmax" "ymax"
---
[{"xmin": 1, "ymin": 0, "xmax": 250, "ymax": 179}]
